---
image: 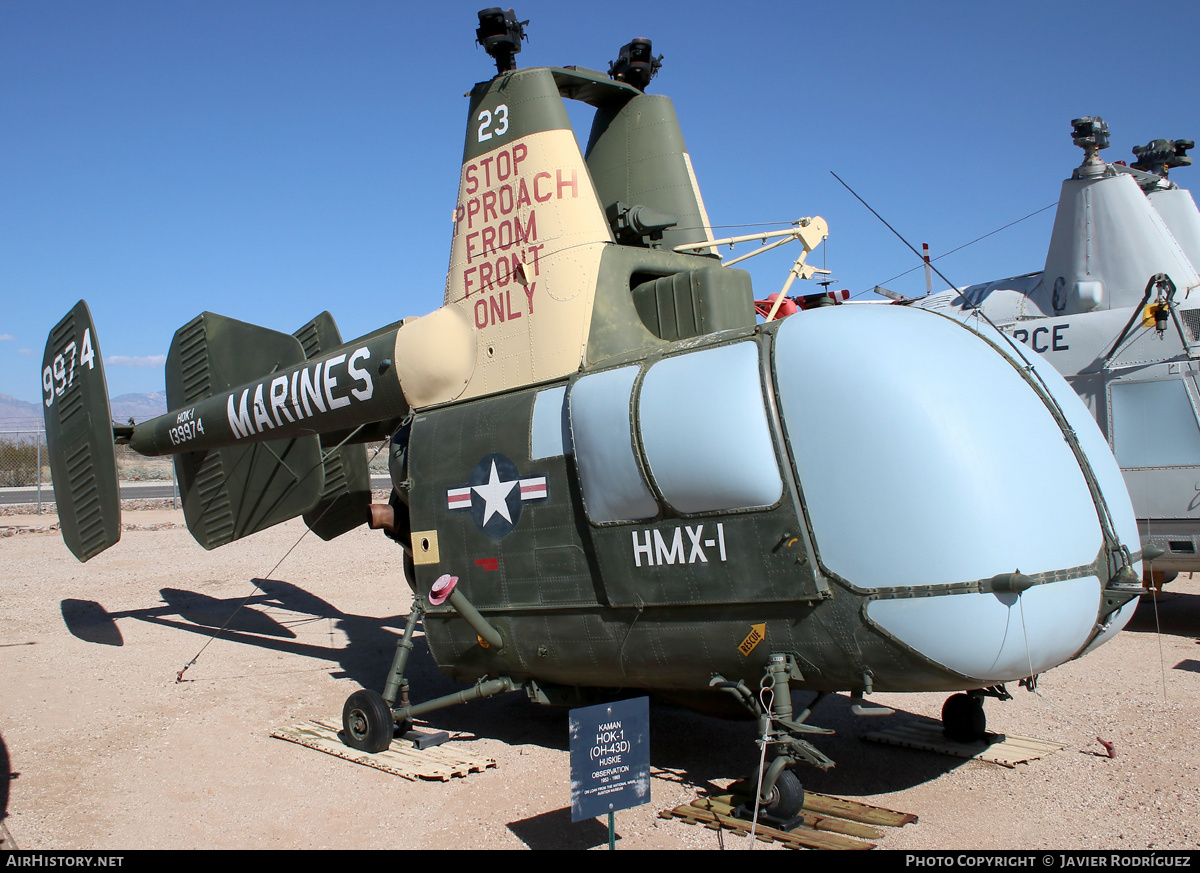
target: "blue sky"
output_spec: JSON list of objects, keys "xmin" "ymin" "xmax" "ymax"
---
[{"xmin": 4, "ymin": 0, "xmax": 1199, "ymax": 405}]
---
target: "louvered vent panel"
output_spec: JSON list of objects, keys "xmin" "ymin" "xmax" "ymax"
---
[
  {"xmin": 49, "ymin": 313, "xmax": 87, "ymax": 429},
  {"xmin": 322, "ymin": 452, "xmax": 347, "ymax": 497},
  {"xmin": 176, "ymin": 316, "xmax": 212, "ymax": 403},
  {"xmin": 194, "ymin": 450, "xmax": 234, "ymax": 546},
  {"xmin": 65, "ymin": 442, "xmax": 108, "ymax": 559},
  {"xmin": 294, "ymin": 321, "xmax": 322, "ymax": 360}
]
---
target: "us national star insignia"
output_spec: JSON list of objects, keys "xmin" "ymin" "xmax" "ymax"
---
[{"xmin": 446, "ymin": 453, "xmax": 548, "ymax": 537}]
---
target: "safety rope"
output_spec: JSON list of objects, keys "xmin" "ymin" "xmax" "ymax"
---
[
  {"xmin": 1018, "ymin": 595, "xmax": 1116, "ymax": 758},
  {"xmin": 176, "ymin": 436, "xmax": 392, "ymax": 682},
  {"xmin": 749, "ymin": 679, "xmax": 776, "ymax": 848}
]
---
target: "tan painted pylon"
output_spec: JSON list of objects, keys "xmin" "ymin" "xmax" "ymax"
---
[{"xmin": 393, "ymin": 126, "xmax": 611, "ymax": 410}]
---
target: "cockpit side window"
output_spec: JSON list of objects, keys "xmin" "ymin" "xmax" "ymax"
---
[
  {"xmin": 638, "ymin": 342, "xmax": 782, "ymax": 513},
  {"xmin": 1110, "ymin": 378, "xmax": 1200, "ymax": 468},
  {"xmin": 569, "ymin": 365, "xmax": 658, "ymax": 523},
  {"xmin": 530, "ymin": 385, "xmax": 571, "ymax": 459}
]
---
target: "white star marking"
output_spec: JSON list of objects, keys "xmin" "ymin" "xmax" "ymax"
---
[{"xmin": 472, "ymin": 460, "xmax": 518, "ymax": 525}]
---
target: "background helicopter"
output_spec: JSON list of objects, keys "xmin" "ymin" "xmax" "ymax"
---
[
  {"xmin": 37, "ymin": 8, "xmax": 1147, "ymax": 820},
  {"xmin": 911, "ymin": 119, "xmax": 1200, "ymax": 587}
]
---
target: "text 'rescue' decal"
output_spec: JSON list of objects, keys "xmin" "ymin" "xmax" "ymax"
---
[{"xmin": 226, "ymin": 346, "xmax": 374, "ymax": 439}]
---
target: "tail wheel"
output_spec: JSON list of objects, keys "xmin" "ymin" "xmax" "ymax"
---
[
  {"xmin": 342, "ymin": 689, "xmax": 396, "ymax": 753},
  {"xmin": 761, "ymin": 769, "xmax": 805, "ymax": 820},
  {"xmin": 942, "ymin": 693, "xmax": 987, "ymax": 742}
]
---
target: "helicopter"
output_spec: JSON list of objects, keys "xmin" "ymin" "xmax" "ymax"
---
[
  {"xmin": 40, "ymin": 8, "xmax": 1147, "ymax": 822},
  {"xmin": 912, "ymin": 118, "xmax": 1200, "ymax": 588}
]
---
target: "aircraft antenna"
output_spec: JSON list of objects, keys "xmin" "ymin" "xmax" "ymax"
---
[
  {"xmin": 862, "ymin": 202, "xmax": 1056, "ymax": 296},
  {"xmin": 830, "ymin": 171, "xmax": 963, "ymax": 295},
  {"xmin": 922, "ymin": 243, "xmax": 932, "ymax": 295}
]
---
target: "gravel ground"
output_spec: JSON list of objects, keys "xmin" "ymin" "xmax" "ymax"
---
[{"xmin": 1, "ymin": 508, "xmax": 1198, "ymax": 851}]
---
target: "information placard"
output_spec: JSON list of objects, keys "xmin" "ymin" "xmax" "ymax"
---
[{"xmin": 568, "ymin": 696, "xmax": 650, "ymax": 822}]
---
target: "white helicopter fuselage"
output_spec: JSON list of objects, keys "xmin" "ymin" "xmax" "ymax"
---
[{"xmin": 918, "ymin": 155, "xmax": 1200, "ymax": 573}]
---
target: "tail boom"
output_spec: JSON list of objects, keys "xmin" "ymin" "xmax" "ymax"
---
[{"xmin": 125, "ymin": 325, "xmax": 408, "ymax": 457}]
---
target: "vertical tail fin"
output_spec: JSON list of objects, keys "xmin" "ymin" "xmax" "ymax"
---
[
  {"xmin": 441, "ymin": 67, "xmax": 613, "ymax": 399},
  {"xmin": 42, "ymin": 301, "xmax": 122, "ymax": 561},
  {"xmin": 585, "ymin": 91, "xmax": 715, "ymax": 255}
]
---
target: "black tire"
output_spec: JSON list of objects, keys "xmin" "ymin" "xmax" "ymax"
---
[
  {"xmin": 342, "ymin": 689, "xmax": 396, "ymax": 753},
  {"xmin": 942, "ymin": 693, "xmax": 987, "ymax": 742},
  {"xmin": 761, "ymin": 769, "xmax": 805, "ymax": 820}
]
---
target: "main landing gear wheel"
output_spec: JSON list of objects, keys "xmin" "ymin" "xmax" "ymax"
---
[
  {"xmin": 942, "ymin": 693, "xmax": 987, "ymax": 742},
  {"xmin": 761, "ymin": 769, "xmax": 805, "ymax": 820},
  {"xmin": 342, "ymin": 689, "xmax": 396, "ymax": 753}
]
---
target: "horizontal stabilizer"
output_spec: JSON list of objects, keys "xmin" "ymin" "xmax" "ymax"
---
[
  {"xmin": 304, "ymin": 436, "xmax": 371, "ymax": 540},
  {"xmin": 166, "ymin": 313, "xmax": 325, "ymax": 549},
  {"xmin": 293, "ymin": 312, "xmax": 371, "ymax": 540},
  {"xmin": 42, "ymin": 301, "xmax": 122, "ymax": 561}
]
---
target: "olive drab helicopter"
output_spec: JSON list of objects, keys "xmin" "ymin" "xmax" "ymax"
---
[
  {"xmin": 912, "ymin": 118, "xmax": 1200, "ymax": 587},
  {"xmin": 41, "ymin": 9, "xmax": 1147, "ymax": 822}
]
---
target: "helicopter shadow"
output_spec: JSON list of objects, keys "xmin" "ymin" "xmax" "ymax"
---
[
  {"xmin": 58, "ymin": 577, "xmax": 433, "ymax": 690},
  {"xmin": 506, "ymin": 807, "xmax": 611, "ymax": 850},
  {"xmin": 488, "ymin": 695, "xmax": 967, "ymax": 847},
  {"xmin": 783, "ymin": 694, "xmax": 980, "ymax": 797},
  {"xmin": 57, "ymin": 582, "xmax": 973, "ymax": 803},
  {"xmin": 647, "ymin": 692, "xmax": 975, "ymax": 799},
  {"xmin": 1, "ymin": 733, "xmax": 8, "ymax": 813}
]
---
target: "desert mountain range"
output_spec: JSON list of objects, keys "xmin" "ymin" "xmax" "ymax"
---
[{"xmin": 0, "ymin": 392, "xmax": 167, "ymax": 430}]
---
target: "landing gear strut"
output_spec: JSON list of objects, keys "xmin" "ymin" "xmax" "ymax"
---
[
  {"xmin": 714, "ymin": 653, "xmax": 834, "ymax": 830},
  {"xmin": 339, "ymin": 600, "xmax": 521, "ymax": 753}
]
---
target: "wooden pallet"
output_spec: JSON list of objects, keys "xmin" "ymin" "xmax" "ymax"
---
[
  {"xmin": 861, "ymin": 720, "xmax": 1065, "ymax": 767},
  {"xmin": 660, "ymin": 791, "xmax": 917, "ymax": 850},
  {"xmin": 0, "ymin": 819, "xmax": 16, "ymax": 851},
  {"xmin": 271, "ymin": 719, "xmax": 495, "ymax": 781}
]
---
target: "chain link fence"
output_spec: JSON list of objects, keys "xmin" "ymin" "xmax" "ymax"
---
[
  {"xmin": 0, "ymin": 430, "xmax": 45, "ymax": 488},
  {"xmin": 1, "ymin": 427, "xmax": 178, "ymax": 514}
]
